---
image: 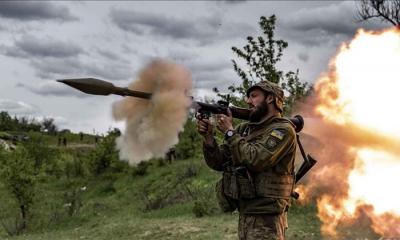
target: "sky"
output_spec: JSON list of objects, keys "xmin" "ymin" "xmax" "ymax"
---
[{"xmin": 0, "ymin": 1, "xmax": 389, "ymax": 134}]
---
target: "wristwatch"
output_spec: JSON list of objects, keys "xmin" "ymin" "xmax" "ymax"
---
[{"xmin": 225, "ymin": 129, "xmax": 236, "ymax": 140}]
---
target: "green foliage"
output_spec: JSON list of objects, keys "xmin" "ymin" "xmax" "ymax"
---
[
  {"xmin": 63, "ymin": 152, "xmax": 87, "ymax": 178},
  {"xmin": 0, "ymin": 147, "xmax": 5, "ymax": 165},
  {"xmin": 1, "ymin": 148, "xmax": 36, "ymax": 207},
  {"xmin": 282, "ymin": 69, "xmax": 313, "ymax": 114},
  {"xmin": 88, "ymin": 133, "xmax": 120, "ymax": 176},
  {"xmin": 0, "ymin": 111, "xmax": 42, "ymax": 132},
  {"xmin": 0, "ymin": 109, "xmax": 324, "ymax": 239},
  {"xmin": 42, "ymin": 157, "xmax": 64, "ymax": 179},
  {"xmin": 217, "ymin": 15, "xmax": 312, "ymax": 115},
  {"xmin": 63, "ymin": 188, "xmax": 84, "ymax": 216},
  {"xmin": 175, "ymin": 119, "xmax": 202, "ymax": 159},
  {"xmin": 22, "ymin": 132, "xmax": 56, "ymax": 174},
  {"xmin": 182, "ymin": 179, "xmax": 219, "ymax": 218},
  {"xmin": 0, "ymin": 150, "xmax": 323, "ymax": 239},
  {"xmin": 132, "ymin": 161, "xmax": 150, "ymax": 177},
  {"xmin": 139, "ymin": 174, "xmax": 183, "ymax": 211},
  {"xmin": 181, "ymin": 162, "xmax": 199, "ymax": 179},
  {"xmin": 191, "ymin": 187, "xmax": 219, "ymax": 218},
  {"xmin": 41, "ymin": 118, "xmax": 58, "ymax": 135},
  {"xmin": 0, "ymin": 147, "xmax": 37, "ymax": 233},
  {"xmin": 138, "ymin": 162, "xmax": 198, "ymax": 212},
  {"xmin": 231, "ymin": 15, "xmax": 287, "ymax": 91}
]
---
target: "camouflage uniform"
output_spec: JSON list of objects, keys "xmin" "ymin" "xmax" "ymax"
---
[{"xmin": 202, "ymin": 81, "xmax": 297, "ymax": 240}]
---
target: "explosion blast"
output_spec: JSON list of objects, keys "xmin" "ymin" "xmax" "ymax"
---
[
  {"xmin": 298, "ymin": 27, "xmax": 400, "ymax": 239},
  {"xmin": 112, "ymin": 59, "xmax": 192, "ymax": 165}
]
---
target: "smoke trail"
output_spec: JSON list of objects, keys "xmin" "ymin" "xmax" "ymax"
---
[{"xmin": 112, "ymin": 59, "xmax": 192, "ymax": 165}]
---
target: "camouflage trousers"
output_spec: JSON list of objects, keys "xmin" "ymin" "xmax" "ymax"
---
[{"xmin": 238, "ymin": 212, "xmax": 288, "ymax": 240}]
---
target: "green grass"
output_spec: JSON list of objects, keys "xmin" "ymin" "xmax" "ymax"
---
[{"xmin": 0, "ymin": 157, "xmax": 322, "ymax": 240}]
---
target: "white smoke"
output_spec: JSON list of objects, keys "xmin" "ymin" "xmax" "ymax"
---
[{"xmin": 112, "ymin": 59, "xmax": 192, "ymax": 165}]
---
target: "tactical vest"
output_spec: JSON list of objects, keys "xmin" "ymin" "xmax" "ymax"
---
[
  {"xmin": 219, "ymin": 165, "xmax": 294, "ymax": 200},
  {"xmin": 216, "ymin": 119, "xmax": 295, "ymax": 211}
]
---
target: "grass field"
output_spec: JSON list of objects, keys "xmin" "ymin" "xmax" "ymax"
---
[
  {"xmin": 0, "ymin": 158, "xmax": 322, "ymax": 240},
  {"xmin": 3, "ymin": 208, "xmax": 321, "ymax": 240}
]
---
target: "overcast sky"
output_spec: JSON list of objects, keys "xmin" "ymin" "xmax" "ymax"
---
[{"xmin": 0, "ymin": 1, "xmax": 389, "ymax": 134}]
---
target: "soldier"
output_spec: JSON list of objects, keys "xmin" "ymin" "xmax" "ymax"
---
[{"xmin": 197, "ymin": 81, "xmax": 296, "ymax": 240}]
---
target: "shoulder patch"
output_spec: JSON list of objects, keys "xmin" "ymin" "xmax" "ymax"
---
[
  {"xmin": 270, "ymin": 129, "xmax": 285, "ymax": 140},
  {"xmin": 266, "ymin": 137, "xmax": 278, "ymax": 149}
]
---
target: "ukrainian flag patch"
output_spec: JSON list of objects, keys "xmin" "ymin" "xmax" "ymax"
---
[{"xmin": 270, "ymin": 129, "xmax": 285, "ymax": 140}]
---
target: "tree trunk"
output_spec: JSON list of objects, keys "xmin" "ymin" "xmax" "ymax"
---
[{"xmin": 19, "ymin": 204, "xmax": 27, "ymax": 231}]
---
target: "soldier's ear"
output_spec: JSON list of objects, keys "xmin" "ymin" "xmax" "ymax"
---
[{"xmin": 265, "ymin": 94, "xmax": 274, "ymax": 104}]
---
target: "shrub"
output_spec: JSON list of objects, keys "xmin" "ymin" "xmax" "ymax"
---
[
  {"xmin": 0, "ymin": 147, "xmax": 36, "ymax": 234},
  {"xmin": 191, "ymin": 188, "xmax": 219, "ymax": 217},
  {"xmin": 88, "ymin": 134, "xmax": 119, "ymax": 176},
  {"xmin": 175, "ymin": 119, "xmax": 202, "ymax": 159},
  {"xmin": 62, "ymin": 153, "xmax": 87, "ymax": 179},
  {"xmin": 22, "ymin": 133, "xmax": 55, "ymax": 174},
  {"xmin": 180, "ymin": 179, "xmax": 219, "ymax": 218},
  {"xmin": 131, "ymin": 161, "xmax": 150, "ymax": 177},
  {"xmin": 63, "ymin": 188, "xmax": 85, "ymax": 216},
  {"xmin": 182, "ymin": 162, "xmax": 199, "ymax": 179}
]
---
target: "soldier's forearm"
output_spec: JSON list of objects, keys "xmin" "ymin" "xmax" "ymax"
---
[
  {"xmin": 203, "ymin": 135, "xmax": 215, "ymax": 147},
  {"xmin": 202, "ymin": 140, "xmax": 227, "ymax": 172}
]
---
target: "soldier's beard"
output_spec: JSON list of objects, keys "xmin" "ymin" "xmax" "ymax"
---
[{"xmin": 249, "ymin": 102, "xmax": 268, "ymax": 122}]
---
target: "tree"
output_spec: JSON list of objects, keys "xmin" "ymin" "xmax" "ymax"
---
[
  {"xmin": 0, "ymin": 111, "xmax": 14, "ymax": 131},
  {"xmin": 357, "ymin": 0, "xmax": 400, "ymax": 27},
  {"xmin": 216, "ymin": 15, "xmax": 311, "ymax": 115},
  {"xmin": 41, "ymin": 118, "xmax": 58, "ymax": 135},
  {"xmin": 0, "ymin": 111, "xmax": 41, "ymax": 132},
  {"xmin": 0, "ymin": 147, "xmax": 36, "ymax": 233}
]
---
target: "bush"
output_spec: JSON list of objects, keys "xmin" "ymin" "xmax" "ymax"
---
[
  {"xmin": 63, "ymin": 188, "xmax": 84, "ymax": 216},
  {"xmin": 0, "ymin": 147, "xmax": 36, "ymax": 234},
  {"xmin": 190, "ymin": 184, "xmax": 219, "ymax": 218},
  {"xmin": 63, "ymin": 153, "xmax": 87, "ymax": 179},
  {"xmin": 1, "ymin": 216, "xmax": 24, "ymax": 236},
  {"xmin": 157, "ymin": 158, "xmax": 166, "ymax": 167},
  {"xmin": 96, "ymin": 177, "xmax": 117, "ymax": 196},
  {"xmin": 175, "ymin": 119, "xmax": 202, "ymax": 159},
  {"xmin": 22, "ymin": 133, "xmax": 56, "ymax": 174},
  {"xmin": 137, "ymin": 162, "xmax": 215, "ymax": 214},
  {"xmin": 88, "ymin": 134, "xmax": 119, "ymax": 176},
  {"xmin": 182, "ymin": 162, "xmax": 199, "ymax": 179},
  {"xmin": 41, "ymin": 152, "xmax": 63, "ymax": 179},
  {"xmin": 179, "ymin": 177, "xmax": 219, "ymax": 218},
  {"xmin": 131, "ymin": 161, "xmax": 150, "ymax": 177}
]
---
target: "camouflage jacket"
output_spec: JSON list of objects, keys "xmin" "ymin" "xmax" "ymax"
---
[{"xmin": 203, "ymin": 116, "xmax": 297, "ymax": 214}]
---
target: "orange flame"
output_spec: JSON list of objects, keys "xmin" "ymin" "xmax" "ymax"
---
[{"xmin": 299, "ymin": 27, "xmax": 400, "ymax": 238}]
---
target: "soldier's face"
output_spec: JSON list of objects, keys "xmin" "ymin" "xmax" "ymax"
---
[
  {"xmin": 246, "ymin": 89, "xmax": 266, "ymax": 109},
  {"xmin": 247, "ymin": 89, "xmax": 269, "ymax": 122}
]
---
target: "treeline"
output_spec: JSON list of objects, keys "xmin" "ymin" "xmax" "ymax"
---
[{"xmin": 0, "ymin": 111, "xmax": 58, "ymax": 134}]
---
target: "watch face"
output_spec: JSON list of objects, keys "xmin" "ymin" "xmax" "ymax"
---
[{"xmin": 227, "ymin": 130, "xmax": 234, "ymax": 137}]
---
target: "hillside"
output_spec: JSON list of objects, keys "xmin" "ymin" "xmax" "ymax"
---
[
  {"xmin": 0, "ymin": 156, "xmax": 321, "ymax": 240},
  {"xmin": 0, "ymin": 114, "xmax": 322, "ymax": 239}
]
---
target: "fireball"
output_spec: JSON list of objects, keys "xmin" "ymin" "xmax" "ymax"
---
[{"xmin": 302, "ymin": 27, "xmax": 400, "ymax": 238}]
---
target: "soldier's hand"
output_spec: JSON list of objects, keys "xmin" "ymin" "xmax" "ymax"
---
[
  {"xmin": 197, "ymin": 118, "xmax": 213, "ymax": 137},
  {"xmin": 216, "ymin": 109, "xmax": 233, "ymax": 134}
]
